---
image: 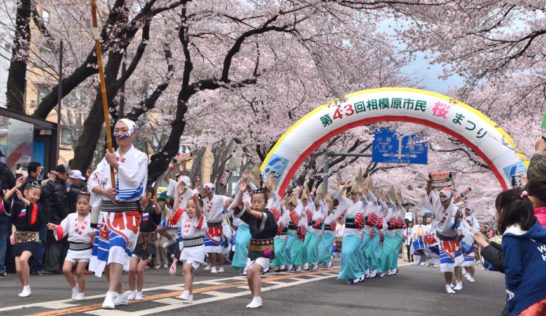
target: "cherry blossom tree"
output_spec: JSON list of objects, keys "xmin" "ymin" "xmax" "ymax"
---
[
  {"xmin": 395, "ymin": 0, "xmax": 544, "ymax": 149},
  {"xmin": 3, "ymin": 0, "xmax": 533, "ymax": 223}
]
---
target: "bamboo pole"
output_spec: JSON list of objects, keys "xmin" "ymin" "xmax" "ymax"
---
[{"xmin": 90, "ymin": 0, "xmax": 115, "ymax": 188}]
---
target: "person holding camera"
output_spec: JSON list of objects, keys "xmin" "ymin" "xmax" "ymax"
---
[{"xmin": 0, "ymin": 152, "xmax": 15, "ymax": 277}]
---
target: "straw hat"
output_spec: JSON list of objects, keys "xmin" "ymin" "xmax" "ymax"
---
[
  {"xmin": 288, "ymin": 194, "xmax": 298, "ymax": 207},
  {"xmin": 249, "ymin": 166, "xmax": 262, "ymax": 187},
  {"xmin": 324, "ymin": 194, "xmax": 334, "ymax": 206},
  {"xmin": 301, "ymin": 184, "xmax": 310, "ymax": 200},
  {"xmin": 265, "ymin": 176, "xmax": 277, "ymax": 192}
]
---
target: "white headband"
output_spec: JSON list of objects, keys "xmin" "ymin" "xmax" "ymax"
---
[
  {"xmin": 439, "ymin": 187, "xmax": 452, "ymax": 200},
  {"xmin": 118, "ymin": 118, "xmax": 137, "ymax": 135}
]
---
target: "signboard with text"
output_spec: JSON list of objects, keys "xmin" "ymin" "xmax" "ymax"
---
[{"xmin": 372, "ymin": 128, "xmax": 428, "ymax": 164}]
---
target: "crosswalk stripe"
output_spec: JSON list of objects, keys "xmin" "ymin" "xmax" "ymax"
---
[
  {"xmin": 31, "ymin": 268, "xmax": 340, "ymax": 316},
  {"xmin": 91, "ymin": 273, "xmax": 338, "ymax": 316}
]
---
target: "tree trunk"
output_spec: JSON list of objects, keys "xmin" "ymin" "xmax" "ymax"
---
[
  {"xmin": 147, "ymin": 95, "xmax": 190, "ymax": 183},
  {"xmin": 189, "ymin": 147, "xmax": 206, "ymax": 184},
  {"xmin": 6, "ymin": 0, "xmax": 32, "ymax": 113},
  {"xmin": 69, "ymin": 51, "xmax": 124, "ymax": 171}
]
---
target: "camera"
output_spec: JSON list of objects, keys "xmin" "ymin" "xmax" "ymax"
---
[{"xmin": 511, "ymin": 174, "xmax": 521, "ymax": 188}]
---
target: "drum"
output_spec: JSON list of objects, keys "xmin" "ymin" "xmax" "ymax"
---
[
  {"xmin": 334, "ymin": 237, "xmax": 343, "ymax": 252},
  {"xmin": 412, "ymin": 236, "xmax": 425, "ymax": 255},
  {"xmin": 424, "ymin": 234, "xmax": 437, "ymax": 247}
]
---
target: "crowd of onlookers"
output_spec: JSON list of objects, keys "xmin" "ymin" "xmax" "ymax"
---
[
  {"xmin": 473, "ymin": 138, "xmax": 546, "ymax": 316},
  {"xmin": 0, "ymin": 158, "xmax": 87, "ymax": 277},
  {"xmin": 0, "ymin": 158, "xmax": 189, "ymax": 278}
]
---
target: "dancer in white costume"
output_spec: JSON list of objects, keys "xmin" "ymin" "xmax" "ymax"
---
[
  {"xmin": 460, "ymin": 205, "xmax": 480, "ymax": 283},
  {"xmin": 173, "ymin": 193, "xmax": 208, "ymax": 304},
  {"xmin": 411, "ymin": 216, "xmax": 427, "ymax": 266},
  {"xmin": 88, "ymin": 118, "xmax": 148, "ymax": 309},
  {"xmin": 48, "ymin": 192, "xmax": 93, "ymax": 301},
  {"xmin": 425, "ymin": 180, "xmax": 464, "ymax": 294},
  {"xmin": 202, "ymin": 184, "xmax": 230, "ymax": 273},
  {"xmin": 336, "ymin": 181, "xmax": 366, "ymax": 284},
  {"xmin": 317, "ymin": 195, "xmax": 337, "ymax": 268}
]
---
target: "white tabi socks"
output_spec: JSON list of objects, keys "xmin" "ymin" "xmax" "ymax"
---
[{"xmin": 246, "ymin": 296, "xmax": 263, "ymax": 308}]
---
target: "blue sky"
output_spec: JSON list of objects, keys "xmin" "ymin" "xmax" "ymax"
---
[
  {"xmin": 401, "ymin": 52, "xmax": 464, "ymax": 94},
  {"xmin": 378, "ymin": 18, "xmax": 465, "ymax": 94}
]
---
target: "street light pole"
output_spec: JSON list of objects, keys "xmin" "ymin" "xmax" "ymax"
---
[
  {"xmin": 321, "ymin": 151, "xmax": 373, "ymax": 194},
  {"xmin": 56, "ymin": 39, "xmax": 63, "ymax": 165},
  {"xmin": 322, "ymin": 151, "xmax": 329, "ymax": 194},
  {"xmin": 119, "ymin": 60, "xmax": 126, "ymax": 117}
]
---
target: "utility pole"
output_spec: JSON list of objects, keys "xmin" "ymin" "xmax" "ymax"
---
[
  {"xmin": 56, "ymin": 40, "xmax": 63, "ymax": 165},
  {"xmin": 119, "ymin": 60, "xmax": 126, "ymax": 117},
  {"xmin": 321, "ymin": 151, "xmax": 372, "ymax": 194}
]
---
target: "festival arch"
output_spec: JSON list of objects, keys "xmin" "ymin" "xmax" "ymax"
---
[{"xmin": 261, "ymin": 87, "xmax": 527, "ymax": 195}]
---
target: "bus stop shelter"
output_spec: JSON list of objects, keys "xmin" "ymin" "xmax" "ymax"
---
[{"xmin": 0, "ymin": 107, "xmax": 58, "ymax": 175}]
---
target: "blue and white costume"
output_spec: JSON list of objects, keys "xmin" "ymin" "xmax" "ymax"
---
[
  {"xmin": 203, "ymin": 192, "xmax": 228, "ymax": 254},
  {"xmin": 88, "ymin": 144, "xmax": 148, "ymax": 277}
]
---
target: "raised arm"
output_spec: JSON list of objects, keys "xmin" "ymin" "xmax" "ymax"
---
[
  {"xmin": 194, "ymin": 195, "xmax": 202, "ymax": 220},
  {"xmin": 426, "ymin": 178, "xmax": 433, "ymax": 196},
  {"xmin": 163, "ymin": 161, "xmax": 176, "ymax": 183},
  {"xmin": 4, "ymin": 176, "xmax": 24, "ymax": 201},
  {"xmin": 336, "ymin": 186, "xmax": 351, "ymax": 209}
]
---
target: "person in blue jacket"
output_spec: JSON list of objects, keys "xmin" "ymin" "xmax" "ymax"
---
[{"xmin": 498, "ymin": 188, "xmax": 546, "ymax": 316}]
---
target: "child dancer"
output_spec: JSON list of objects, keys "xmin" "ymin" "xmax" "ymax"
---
[
  {"xmin": 48, "ymin": 192, "xmax": 93, "ymax": 300},
  {"xmin": 128, "ymin": 187, "xmax": 162, "ymax": 300},
  {"xmin": 5, "ymin": 177, "xmax": 44, "ymax": 297},
  {"xmin": 230, "ymin": 183, "xmax": 253, "ymax": 272},
  {"xmin": 460, "ymin": 205, "xmax": 480, "ymax": 283},
  {"xmin": 173, "ymin": 192, "xmax": 207, "ymax": 304},
  {"xmin": 232, "ymin": 177, "xmax": 278, "ymax": 308}
]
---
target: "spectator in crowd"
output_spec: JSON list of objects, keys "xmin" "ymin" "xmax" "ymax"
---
[
  {"xmin": 0, "ymin": 151, "xmax": 15, "ymax": 190},
  {"xmin": 153, "ymin": 192, "xmax": 171, "ymax": 269},
  {"xmin": 0, "ymin": 181, "xmax": 10, "ymax": 277},
  {"xmin": 24, "ymin": 162, "xmax": 43, "ymax": 188},
  {"xmin": 404, "ymin": 222, "xmax": 413, "ymax": 263},
  {"xmin": 42, "ymin": 165, "xmax": 69, "ymax": 274},
  {"xmin": 67, "ymin": 170, "xmax": 87, "ymax": 214},
  {"xmin": 473, "ymin": 190, "xmax": 518, "ymax": 274},
  {"xmin": 496, "ymin": 188, "xmax": 546, "ymax": 316},
  {"xmin": 526, "ymin": 137, "xmax": 546, "ymax": 182}
]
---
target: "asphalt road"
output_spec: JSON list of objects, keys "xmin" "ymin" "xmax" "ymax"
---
[{"xmin": 0, "ymin": 262, "xmax": 506, "ymax": 316}]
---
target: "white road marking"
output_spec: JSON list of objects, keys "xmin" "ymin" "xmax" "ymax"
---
[
  {"xmin": 154, "ymin": 298, "xmax": 182, "ymax": 305},
  {"xmin": 285, "ymin": 277, "xmax": 309, "ymax": 281},
  {"xmin": 85, "ymin": 309, "xmax": 137, "ymax": 316},
  {"xmin": 100, "ymin": 274, "xmax": 336, "ymax": 316},
  {"xmin": 198, "ymin": 280, "xmax": 228, "ymax": 285},
  {"xmin": 0, "ymin": 275, "xmax": 250, "ymax": 313},
  {"xmin": 2, "ymin": 264, "xmax": 409, "ymax": 314}
]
